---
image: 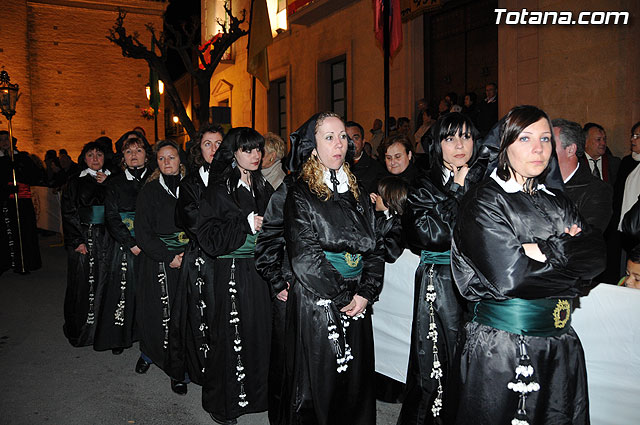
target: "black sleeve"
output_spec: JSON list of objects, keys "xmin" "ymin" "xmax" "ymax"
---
[
  {"xmin": 175, "ymin": 178, "xmax": 201, "ymax": 241},
  {"xmin": 196, "ymin": 185, "xmax": 252, "ymax": 258},
  {"xmin": 402, "ymin": 177, "xmax": 465, "ymax": 253},
  {"xmin": 621, "ymin": 196, "xmax": 640, "ymax": 238},
  {"xmin": 135, "ymin": 185, "xmax": 174, "ymax": 263},
  {"xmin": 583, "ymin": 182, "xmax": 613, "ymax": 233},
  {"xmin": 60, "ymin": 178, "xmax": 85, "ymax": 249},
  {"xmin": 453, "ymin": 191, "xmax": 605, "ymax": 301},
  {"xmin": 255, "ymin": 182, "xmax": 290, "ymax": 296},
  {"xmin": 284, "ymin": 188, "xmax": 347, "ymax": 302},
  {"xmin": 356, "ymin": 199, "xmax": 385, "ymax": 303},
  {"xmin": 376, "ymin": 213, "xmax": 404, "ymax": 263},
  {"xmin": 105, "ymin": 183, "xmax": 136, "ymax": 248}
]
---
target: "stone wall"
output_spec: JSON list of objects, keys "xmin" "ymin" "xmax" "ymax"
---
[
  {"xmin": 499, "ymin": 0, "xmax": 640, "ymax": 157},
  {"xmin": 0, "ymin": 0, "xmax": 166, "ymax": 160},
  {"xmin": 207, "ymin": 0, "xmax": 424, "ymax": 139}
]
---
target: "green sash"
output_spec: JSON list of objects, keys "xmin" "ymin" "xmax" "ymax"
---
[
  {"xmin": 473, "ymin": 298, "xmax": 573, "ymax": 337},
  {"xmin": 79, "ymin": 206, "xmax": 105, "ymax": 225},
  {"xmin": 219, "ymin": 233, "xmax": 258, "ymax": 259},
  {"xmin": 158, "ymin": 231, "xmax": 189, "ymax": 251},
  {"xmin": 119, "ymin": 212, "xmax": 135, "ymax": 237},
  {"xmin": 324, "ymin": 251, "xmax": 363, "ymax": 278},
  {"xmin": 420, "ymin": 250, "xmax": 451, "ymax": 265}
]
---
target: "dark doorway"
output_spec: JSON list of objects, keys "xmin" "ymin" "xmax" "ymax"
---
[{"xmin": 424, "ymin": 0, "xmax": 498, "ymax": 108}]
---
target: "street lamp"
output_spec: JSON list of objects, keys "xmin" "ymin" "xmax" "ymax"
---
[
  {"xmin": 145, "ymin": 78, "xmax": 163, "ymax": 143},
  {"xmin": 0, "ymin": 70, "xmax": 27, "ymax": 274}
]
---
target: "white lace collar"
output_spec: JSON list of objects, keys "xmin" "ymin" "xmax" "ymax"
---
[
  {"xmin": 79, "ymin": 168, "xmax": 111, "ymax": 178},
  {"xmin": 159, "ymin": 173, "xmax": 181, "ymax": 199},
  {"xmin": 199, "ymin": 166, "xmax": 209, "ymax": 188},
  {"xmin": 323, "ymin": 165, "xmax": 349, "ymax": 193},
  {"xmin": 490, "ymin": 168, "xmax": 554, "ymax": 196},
  {"xmin": 125, "ymin": 168, "xmax": 147, "ymax": 181}
]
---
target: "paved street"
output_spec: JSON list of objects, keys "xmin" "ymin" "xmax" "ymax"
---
[{"xmin": 0, "ymin": 235, "xmax": 401, "ymax": 425}]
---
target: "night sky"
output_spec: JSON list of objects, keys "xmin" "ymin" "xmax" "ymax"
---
[{"xmin": 164, "ymin": 0, "xmax": 201, "ymax": 80}]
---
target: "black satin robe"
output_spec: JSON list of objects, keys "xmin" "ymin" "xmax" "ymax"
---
[
  {"xmin": 93, "ymin": 171, "xmax": 145, "ymax": 351},
  {"xmin": 397, "ymin": 168, "xmax": 469, "ymax": 425},
  {"xmin": 61, "ymin": 173, "xmax": 110, "ymax": 347},
  {"xmin": 255, "ymin": 175, "xmax": 294, "ymax": 425},
  {"xmin": 134, "ymin": 178, "xmax": 184, "ymax": 370},
  {"xmin": 167, "ymin": 168, "xmax": 215, "ymax": 384},
  {"xmin": 280, "ymin": 181, "xmax": 384, "ymax": 425},
  {"xmin": 197, "ymin": 179, "xmax": 273, "ymax": 422},
  {"xmin": 0, "ymin": 152, "xmax": 42, "ymax": 274},
  {"xmin": 451, "ymin": 177, "xmax": 606, "ymax": 425}
]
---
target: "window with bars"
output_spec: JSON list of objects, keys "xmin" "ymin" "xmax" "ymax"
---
[
  {"xmin": 268, "ymin": 77, "xmax": 287, "ymax": 139},
  {"xmin": 330, "ymin": 59, "xmax": 346, "ymax": 119}
]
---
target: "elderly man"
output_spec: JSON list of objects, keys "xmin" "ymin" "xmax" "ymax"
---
[
  {"xmin": 553, "ymin": 119, "xmax": 612, "ymax": 233},
  {"xmin": 346, "ymin": 120, "xmax": 386, "ymax": 194},
  {"xmin": 261, "ymin": 132, "xmax": 287, "ymax": 190},
  {"xmin": 582, "ymin": 122, "xmax": 621, "ymax": 185},
  {"xmin": 477, "ymin": 82, "xmax": 498, "ymax": 135}
]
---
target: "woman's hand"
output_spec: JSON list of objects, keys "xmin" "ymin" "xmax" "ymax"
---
[
  {"xmin": 254, "ymin": 215, "xmax": 264, "ymax": 232},
  {"xmin": 564, "ymin": 224, "xmax": 582, "ymax": 236},
  {"xmin": 340, "ymin": 294, "xmax": 369, "ymax": 317},
  {"xmin": 130, "ymin": 245, "xmax": 141, "ymax": 256},
  {"xmin": 452, "ymin": 164, "xmax": 470, "ymax": 186},
  {"xmin": 96, "ymin": 171, "xmax": 108, "ymax": 184},
  {"xmin": 369, "ymin": 192, "xmax": 378, "ymax": 204},
  {"xmin": 75, "ymin": 243, "xmax": 88, "ymax": 255},
  {"xmin": 522, "ymin": 243, "xmax": 547, "ymax": 262},
  {"xmin": 169, "ymin": 253, "xmax": 183, "ymax": 269},
  {"xmin": 276, "ymin": 283, "xmax": 290, "ymax": 302}
]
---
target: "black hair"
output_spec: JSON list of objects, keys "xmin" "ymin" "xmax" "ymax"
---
[
  {"xmin": 78, "ymin": 141, "xmax": 107, "ymax": 169},
  {"xmin": 631, "ymin": 121, "xmax": 640, "ymax": 137},
  {"xmin": 429, "ymin": 112, "xmax": 480, "ymax": 171},
  {"xmin": 465, "ymin": 92, "xmax": 477, "ymax": 104},
  {"xmin": 190, "ymin": 123, "xmax": 225, "ymax": 168},
  {"xmin": 628, "ymin": 244, "xmax": 640, "ymax": 263},
  {"xmin": 583, "ymin": 122, "xmax": 604, "ymax": 134},
  {"xmin": 445, "ymin": 92, "xmax": 458, "ymax": 105},
  {"xmin": 212, "ymin": 127, "xmax": 268, "ymax": 208},
  {"xmin": 345, "ymin": 121, "xmax": 364, "ymax": 138},
  {"xmin": 397, "ymin": 117, "xmax": 410, "ymax": 127},
  {"xmin": 377, "ymin": 176, "xmax": 408, "ymax": 216},
  {"xmin": 497, "ymin": 105, "xmax": 555, "ymax": 193}
]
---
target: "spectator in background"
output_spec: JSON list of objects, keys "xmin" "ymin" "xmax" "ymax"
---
[
  {"xmin": 398, "ymin": 117, "xmax": 415, "ymax": 148},
  {"xmin": 462, "ymin": 92, "xmax": 479, "ymax": 127},
  {"xmin": 552, "ymin": 118, "xmax": 612, "ymax": 233},
  {"xmin": 59, "ymin": 150, "xmax": 80, "ymax": 181},
  {"xmin": 381, "ymin": 134, "xmax": 418, "ymax": 183},
  {"xmin": 369, "ymin": 118, "xmax": 384, "ymax": 157},
  {"xmin": 477, "ymin": 83, "xmax": 498, "ymax": 135},
  {"xmin": 261, "ymin": 132, "xmax": 287, "ymax": 190},
  {"xmin": 445, "ymin": 92, "xmax": 459, "ymax": 111},
  {"xmin": 618, "ymin": 244, "xmax": 640, "ymax": 289},
  {"xmin": 414, "ymin": 98, "xmax": 428, "ymax": 130},
  {"xmin": 414, "ymin": 107, "xmax": 436, "ymax": 154},
  {"xmin": 346, "ymin": 120, "xmax": 387, "ymax": 194},
  {"xmin": 582, "ymin": 122, "xmax": 620, "ymax": 185},
  {"xmin": 44, "ymin": 149, "xmax": 65, "ymax": 187},
  {"xmin": 95, "ymin": 136, "xmax": 117, "ymax": 174},
  {"xmin": 438, "ymin": 98, "xmax": 452, "ymax": 119}
]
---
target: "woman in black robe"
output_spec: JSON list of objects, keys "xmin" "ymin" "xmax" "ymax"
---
[
  {"xmin": 280, "ymin": 112, "xmax": 384, "ymax": 425},
  {"xmin": 93, "ymin": 136, "xmax": 152, "ymax": 354},
  {"xmin": 0, "ymin": 131, "xmax": 42, "ymax": 275},
  {"xmin": 451, "ymin": 105, "xmax": 606, "ymax": 425},
  {"xmin": 61, "ymin": 141, "xmax": 111, "ymax": 347},
  {"xmin": 398, "ymin": 112, "xmax": 489, "ymax": 424},
  {"xmin": 134, "ymin": 140, "xmax": 188, "ymax": 394},
  {"xmin": 167, "ymin": 124, "xmax": 224, "ymax": 386},
  {"xmin": 196, "ymin": 127, "xmax": 273, "ymax": 424}
]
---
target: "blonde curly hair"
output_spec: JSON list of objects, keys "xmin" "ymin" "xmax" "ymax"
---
[{"xmin": 300, "ymin": 112, "xmax": 360, "ymax": 202}]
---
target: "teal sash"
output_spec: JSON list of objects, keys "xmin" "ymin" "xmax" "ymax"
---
[
  {"xmin": 119, "ymin": 212, "xmax": 135, "ymax": 236},
  {"xmin": 420, "ymin": 250, "xmax": 451, "ymax": 265},
  {"xmin": 473, "ymin": 298, "xmax": 573, "ymax": 337},
  {"xmin": 219, "ymin": 233, "xmax": 258, "ymax": 259},
  {"xmin": 158, "ymin": 231, "xmax": 189, "ymax": 251},
  {"xmin": 79, "ymin": 206, "xmax": 105, "ymax": 225},
  {"xmin": 324, "ymin": 251, "xmax": 363, "ymax": 278}
]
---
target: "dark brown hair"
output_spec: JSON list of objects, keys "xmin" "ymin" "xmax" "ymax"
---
[
  {"xmin": 377, "ymin": 176, "xmax": 408, "ymax": 215},
  {"xmin": 497, "ymin": 105, "xmax": 555, "ymax": 193}
]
